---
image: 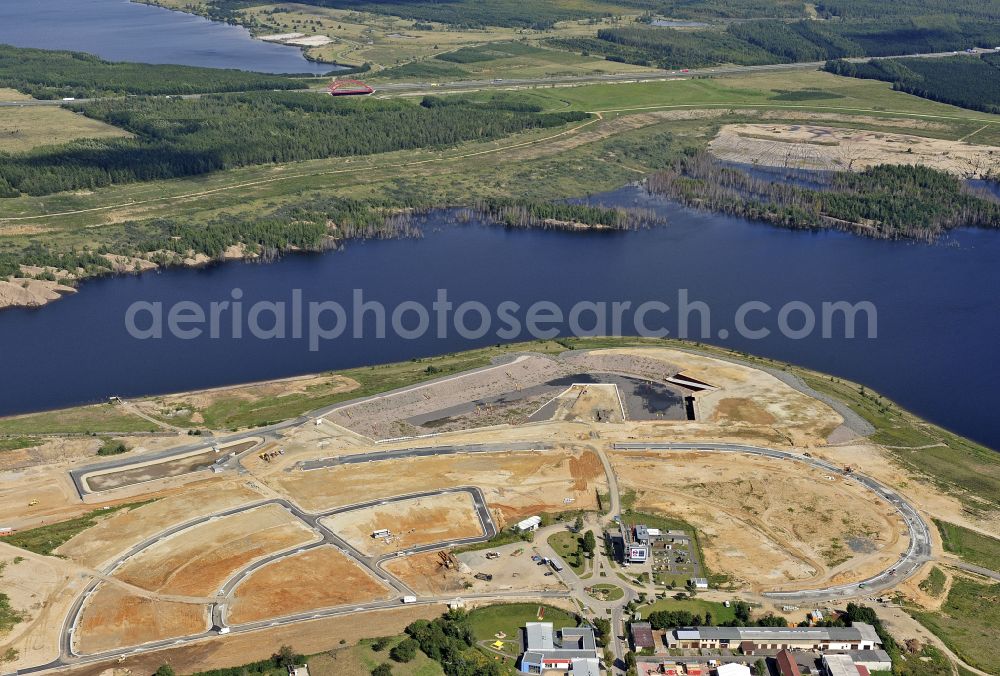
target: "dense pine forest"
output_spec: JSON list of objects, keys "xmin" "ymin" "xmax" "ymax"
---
[
  {"xmin": 0, "ymin": 45, "xmax": 305, "ymax": 99},
  {"xmin": 646, "ymin": 154, "xmax": 1000, "ymax": 239},
  {"xmin": 824, "ymin": 55, "xmax": 1000, "ymax": 114},
  {"xmin": 0, "ymin": 93, "xmax": 588, "ymax": 197},
  {"xmin": 552, "ymin": 17, "xmax": 1000, "ymax": 71}
]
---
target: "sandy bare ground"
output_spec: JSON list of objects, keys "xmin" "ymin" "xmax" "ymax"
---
[
  {"xmin": 612, "ymin": 450, "xmax": 908, "ymax": 592},
  {"xmin": 542, "ymin": 384, "xmax": 626, "ymax": 423},
  {"xmin": 56, "ymin": 481, "xmax": 262, "ymax": 569},
  {"xmin": 75, "ymin": 584, "xmax": 209, "ymax": 654},
  {"xmin": 228, "ymin": 546, "xmax": 392, "ymax": 624},
  {"xmin": 321, "ymin": 492, "xmax": 484, "ymax": 557},
  {"xmin": 114, "ymin": 503, "xmax": 317, "ymax": 596},
  {"xmin": 57, "ymin": 605, "xmax": 445, "ymax": 676},
  {"xmin": 134, "ymin": 373, "xmax": 359, "ymax": 427},
  {"xmin": 709, "ymin": 123, "xmax": 1000, "ymax": 177},
  {"xmin": 383, "ymin": 544, "xmax": 564, "ymax": 596},
  {"xmin": 272, "ymin": 448, "xmax": 605, "ymax": 524},
  {"xmin": 575, "ymin": 347, "xmax": 843, "ymax": 446},
  {"xmin": 0, "ymin": 277, "xmax": 76, "ymax": 310},
  {"xmin": 0, "ymin": 548, "xmax": 86, "ymax": 672}
]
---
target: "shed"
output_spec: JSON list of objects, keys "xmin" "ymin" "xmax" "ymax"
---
[{"xmin": 631, "ymin": 622, "xmax": 655, "ymax": 650}]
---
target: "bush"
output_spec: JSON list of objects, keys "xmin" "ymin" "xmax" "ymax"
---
[
  {"xmin": 390, "ymin": 637, "xmax": 419, "ymax": 663},
  {"xmin": 96, "ymin": 439, "xmax": 129, "ymax": 456}
]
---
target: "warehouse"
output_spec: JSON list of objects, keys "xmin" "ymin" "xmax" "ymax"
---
[
  {"xmin": 666, "ymin": 624, "xmax": 881, "ymax": 652},
  {"xmin": 520, "ymin": 622, "xmax": 600, "ymax": 674}
]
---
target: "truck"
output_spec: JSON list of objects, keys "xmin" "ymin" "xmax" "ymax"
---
[
  {"xmin": 401, "ymin": 595, "xmax": 417, "ymax": 604},
  {"xmin": 550, "ymin": 559, "xmax": 564, "ymax": 572}
]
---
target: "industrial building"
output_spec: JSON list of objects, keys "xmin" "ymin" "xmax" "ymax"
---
[
  {"xmin": 666, "ymin": 624, "xmax": 881, "ymax": 652},
  {"xmin": 516, "ymin": 515, "xmax": 542, "ymax": 533},
  {"xmin": 823, "ymin": 653, "xmax": 868, "ymax": 676},
  {"xmin": 520, "ymin": 622, "xmax": 600, "ymax": 675},
  {"xmin": 837, "ymin": 650, "xmax": 892, "ymax": 671}
]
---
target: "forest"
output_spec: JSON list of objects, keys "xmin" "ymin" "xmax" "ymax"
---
[
  {"xmin": 552, "ymin": 16, "xmax": 1000, "ymax": 70},
  {"xmin": 645, "ymin": 154, "xmax": 1000, "ymax": 240},
  {"xmin": 824, "ymin": 55, "xmax": 1000, "ymax": 114},
  {"xmin": 0, "ymin": 93, "xmax": 589, "ymax": 197},
  {"xmin": 0, "ymin": 45, "xmax": 304, "ymax": 99},
  {"xmin": 473, "ymin": 198, "xmax": 662, "ymax": 230}
]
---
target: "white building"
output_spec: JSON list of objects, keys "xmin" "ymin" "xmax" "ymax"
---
[
  {"xmin": 516, "ymin": 515, "xmax": 542, "ymax": 532},
  {"xmin": 823, "ymin": 654, "xmax": 863, "ymax": 676},
  {"xmin": 690, "ymin": 577, "xmax": 709, "ymax": 589},
  {"xmin": 717, "ymin": 663, "xmax": 752, "ymax": 676},
  {"xmin": 668, "ymin": 624, "xmax": 882, "ymax": 652}
]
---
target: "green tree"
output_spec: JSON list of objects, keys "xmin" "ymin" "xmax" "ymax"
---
[
  {"xmin": 574, "ymin": 514, "xmax": 584, "ymax": 532},
  {"xmin": 154, "ymin": 666, "xmax": 175, "ymax": 676},
  {"xmin": 390, "ymin": 638, "xmax": 418, "ymax": 663},
  {"xmin": 583, "ymin": 530, "xmax": 597, "ymax": 555},
  {"xmin": 372, "ymin": 665, "xmax": 393, "ymax": 676},
  {"xmin": 274, "ymin": 645, "xmax": 297, "ymax": 668}
]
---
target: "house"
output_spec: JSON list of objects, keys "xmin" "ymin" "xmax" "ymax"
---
[
  {"xmin": 631, "ymin": 622, "xmax": 656, "ymax": 650},
  {"xmin": 287, "ymin": 666, "xmax": 309, "ymax": 676},
  {"xmin": 516, "ymin": 516, "xmax": 542, "ymax": 533},
  {"xmin": 717, "ymin": 663, "xmax": 752, "ymax": 676},
  {"xmin": 690, "ymin": 578, "xmax": 709, "ymax": 590},
  {"xmin": 520, "ymin": 622, "xmax": 600, "ymax": 674},
  {"xmin": 667, "ymin": 625, "xmax": 881, "ymax": 652},
  {"xmin": 776, "ymin": 649, "xmax": 802, "ymax": 676}
]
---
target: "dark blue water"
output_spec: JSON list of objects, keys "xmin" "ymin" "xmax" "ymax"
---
[
  {"xmin": 2, "ymin": 186, "xmax": 999, "ymax": 450},
  {"xmin": 0, "ymin": 0, "xmax": 342, "ymax": 74}
]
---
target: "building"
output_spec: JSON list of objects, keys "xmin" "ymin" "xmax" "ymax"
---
[
  {"xmin": 516, "ymin": 515, "xmax": 542, "ymax": 533},
  {"xmin": 632, "ymin": 622, "xmax": 656, "ymax": 650},
  {"xmin": 776, "ymin": 649, "xmax": 802, "ymax": 676},
  {"xmin": 717, "ymin": 664, "xmax": 752, "ymax": 676},
  {"xmin": 840, "ymin": 650, "xmax": 892, "ymax": 672},
  {"xmin": 690, "ymin": 578, "xmax": 709, "ymax": 589},
  {"xmin": 520, "ymin": 622, "xmax": 600, "ymax": 674},
  {"xmin": 823, "ymin": 654, "xmax": 864, "ymax": 676},
  {"xmin": 667, "ymin": 625, "xmax": 881, "ymax": 652},
  {"xmin": 618, "ymin": 522, "xmax": 650, "ymax": 563},
  {"xmin": 0, "ymin": 527, "xmax": 14, "ymax": 537}
]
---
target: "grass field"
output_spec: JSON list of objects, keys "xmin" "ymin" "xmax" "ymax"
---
[
  {"xmin": 0, "ymin": 437, "xmax": 39, "ymax": 453},
  {"xmin": 635, "ymin": 597, "xmax": 737, "ymax": 624},
  {"xmin": 587, "ymin": 583, "xmax": 624, "ymax": 601},
  {"xmin": 910, "ymin": 577, "xmax": 1000, "ymax": 674},
  {"xmin": 467, "ymin": 602, "xmax": 578, "ymax": 644},
  {"xmin": 4, "ymin": 500, "xmax": 151, "ymax": 555},
  {"xmin": 919, "ymin": 566, "xmax": 947, "ymax": 598},
  {"xmin": 547, "ymin": 530, "xmax": 586, "ymax": 573},
  {"xmin": 0, "ymin": 403, "xmax": 158, "ymax": 435},
  {"xmin": 934, "ymin": 520, "xmax": 1000, "ymax": 572},
  {"xmin": 307, "ymin": 635, "xmax": 443, "ymax": 676},
  {"xmin": 0, "ymin": 104, "xmax": 129, "ymax": 153}
]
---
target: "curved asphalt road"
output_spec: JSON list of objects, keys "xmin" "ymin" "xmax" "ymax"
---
[
  {"xmin": 14, "ymin": 486, "xmax": 497, "ymax": 675},
  {"xmin": 612, "ymin": 442, "xmax": 933, "ymax": 601}
]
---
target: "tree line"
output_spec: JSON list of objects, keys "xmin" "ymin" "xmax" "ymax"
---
[
  {"xmin": 824, "ymin": 55, "xmax": 1000, "ymax": 114},
  {"xmin": 549, "ymin": 12, "xmax": 1000, "ymax": 71},
  {"xmin": 472, "ymin": 198, "xmax": 663, "ymax": 230},
  {"xmin": 0, "ymin": 44, "xmax": 305, "ymax": 100},
  {"xmin": 646, "ymin": 153, "xmax": 1000, "ymax": 240},
  {"xmin": 0, "ymin": 93, "xmax": 589, "ymax": 197}
]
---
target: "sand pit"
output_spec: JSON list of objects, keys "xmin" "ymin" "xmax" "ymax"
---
[
  {"xmin": 228, "ymin": 546, "xmax": 392, "ymax": 624},
  {"xmin": 272, "ymin": 449, "xmax": 605, "ymax": 521},
  {"xmin": 325, "ymin": 355, "xmax": 573, "ymax": 440},
  {"xmin": 612, "ymin": 450, "xmax": 907, "ymax": 591},
  {"xmin": 113, "ymin": 503, "xmax": 317, "ymax": 596},
  {"xmin": 56, "ymin": 481, "xmax": 262, "ymax": 568},
  {"xmin": 709, "ymin": 124, "xmax": 1000, "ymax": 178},
  {"xmin": 321, "ymin": 492, "xmax": 484, "ymax": 557},
  {"xmin": 587, "ymin": 347, "xmax": 842, "ymax": 444},
  {"xmin": 75, "ymin": 584, "xmax": 208, "ymax": 654}
]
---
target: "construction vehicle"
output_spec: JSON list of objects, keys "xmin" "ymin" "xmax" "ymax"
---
[
  {"xmin": 474, "ymin": 572, "xmax": 493, "ymax": 581},
  {"xmin": 485, "ymin": 551, "xmax": 500, "ymax": 560},
  {"xmin": 28, "ymin": 499, "xmax": 38, "ymax": 507}
]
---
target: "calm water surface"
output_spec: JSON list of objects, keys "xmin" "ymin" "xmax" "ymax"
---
[
  {"xmin": 2, "ymin": 187, "xmax": 999, "ymax": 450},
  {"xmin": 0, "ymin": 0, "xmax": 341, "ymax": 73}
]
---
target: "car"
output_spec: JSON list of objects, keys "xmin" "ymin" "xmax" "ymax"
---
[
  {"xmin": 531, "ymin": 555, "xmax": 541, "ymax": 561},
  {"xmin": 544, "ymin": 571, "xmax": 554, "ymax": 576},
  {"xmin": 681, "ymin": 69, "xmax": 690, "ymax": 73}
]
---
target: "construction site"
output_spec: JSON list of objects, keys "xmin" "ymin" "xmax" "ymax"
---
[{"xmin": 0, "ymin": 344, "xmax": 984, "ymax": 675}]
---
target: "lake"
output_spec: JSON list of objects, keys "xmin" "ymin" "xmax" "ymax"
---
[
  {"xmin": 0, "ymin": 0, "xmax": 342, "ymax": 74},
  {"xmin": 2, "ymin": 186, "xmax": 999, "ymax": 451}
]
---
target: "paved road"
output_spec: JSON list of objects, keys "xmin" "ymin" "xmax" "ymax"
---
[
  {"xmin": 2, "ymin": 48, "xmax": 993, "ymax": 109},
  {"xmin": 296, "ymin": 440, "xmax": 551, "ymax": 471},
  {"xmin": 24, "ymin": 486, "xmax": 497, "ymax": 676},
  {"xmin": 612, "ymin": 442, "xmax": 933, "ymax": 600}
]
